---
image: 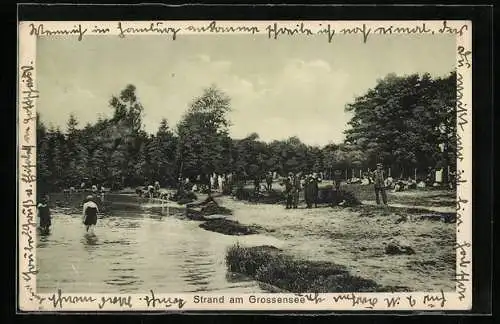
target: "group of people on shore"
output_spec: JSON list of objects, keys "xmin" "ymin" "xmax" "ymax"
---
[
  {"xmin": 277, "ymin": 163, "xmax": 390, "ymax": 208},
  {"xmin": 282, "ymin": 172, "xmax": 322, "ymax": 209}
]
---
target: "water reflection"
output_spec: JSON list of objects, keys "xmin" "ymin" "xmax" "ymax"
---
[{"xmin": 37, "ymin": 194, "xmax": 276, "ymax": 293}]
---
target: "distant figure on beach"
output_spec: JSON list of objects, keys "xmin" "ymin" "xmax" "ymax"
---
[
  {"xmin": 148, "ymin": 184, "xmax": 155, "ymax": 198},
  {"xmin": 303, "ymin": 174, "xmax": 319, "ymax": 208},
  {"xmin": 373, "ymin": 163, "xmax": 388, "ymax": 205},
  {"xmin": 253, "ymin": 176, "xmax": 261, "ymax": 195},
  {"xmin": 154, "ymin": 181, "xmax": 160, "ymax": 196},
  {"xmin": 406, "ymin": 177, "xmax": 417, "ymax": 190},
  {"xmin": 284, "ymin": 173, "xmax": 294, "ymax": 209},
  {"xmin": 292, "ymin": 173, "xmax": 301, "ymax": 209},
  {"xmin": 210, "ymin": 174, "xmax": 216, "ymax": 191},
  {"xmin": 82, "ymin": 195, "xmax": 99, "ymax": 234},
  {"xmin": 37, "ymin": 194, "xmax": 52, "ymax": 234},
  {"xmin": 218, "ymin": 175, "xmax": 224, "ymax": 193},
  {"xmin": 265, "ymin": 172, "xmax": 273, "ymax": 192}
]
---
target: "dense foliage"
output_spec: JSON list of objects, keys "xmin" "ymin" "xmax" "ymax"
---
[{"xmin": 37, "ymin": 71, "xmax": 456, "ymax": 193}]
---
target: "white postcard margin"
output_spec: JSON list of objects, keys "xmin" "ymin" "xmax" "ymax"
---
[{"xmin": 18, "ymin": 20, "xmax": 472, "ymax": 312}]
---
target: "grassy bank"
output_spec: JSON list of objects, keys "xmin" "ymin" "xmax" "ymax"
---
[{"xmin": 226, "ymin": 245, "xmax": 408, "ymax": 293}]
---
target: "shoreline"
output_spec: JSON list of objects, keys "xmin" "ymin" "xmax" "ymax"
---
[{"xmin": 46, "ymin": 189, "xmax": 457, "ymax": 292}]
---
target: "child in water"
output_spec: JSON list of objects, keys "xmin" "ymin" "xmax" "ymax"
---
[
  {"xmin": 37, "ymin": 194, "xmax": 51, "ymax": 234},
  {"xmin": 82, "ymin": 195, "xmax": 99, "ymax": 233}
]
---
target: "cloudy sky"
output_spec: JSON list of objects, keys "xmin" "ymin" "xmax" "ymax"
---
[{"xmin": 36, "ymin": 33, "xmax": 455, "ymax": 146}]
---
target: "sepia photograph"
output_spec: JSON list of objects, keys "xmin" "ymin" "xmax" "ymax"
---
[{"xmin": 18, "ymin": 19, "xmax": 473, "ymax": 311}]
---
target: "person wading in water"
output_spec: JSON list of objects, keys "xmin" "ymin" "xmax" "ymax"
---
[
  {"xmin": 82, "ymin": 195, "xmax": 99, "ymax": 234},
  {"xmin": 37, "ymin": 194, "xmax": 52, "ymax": 234}
]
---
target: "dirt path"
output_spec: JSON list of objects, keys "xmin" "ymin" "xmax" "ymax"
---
[{"xmin": 217, "ymin": 196, "xmax": 456, "ymax": 292}]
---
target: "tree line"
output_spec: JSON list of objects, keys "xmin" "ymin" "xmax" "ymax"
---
[{"xmin": 36, "ymin": 71, "xmax": 457, "ymax": 193}]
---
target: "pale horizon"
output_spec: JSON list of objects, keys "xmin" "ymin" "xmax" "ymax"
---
[{"xmin": 37, "ymin": 34, "xmax": 456, "ymax": 146}]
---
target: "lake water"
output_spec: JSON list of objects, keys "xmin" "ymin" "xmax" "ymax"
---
[{"xmin": 36, "ymin": 194, "xmax": 283, "ymax": 293}]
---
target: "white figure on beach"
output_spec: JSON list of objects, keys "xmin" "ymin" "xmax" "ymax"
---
[
  {"xmin": 210, "ymin": 174, "xmax": 216, "ymax": 190},
  {"xmin": 218, "ymin": 175, "xmax": 224, "ymax": 192}
]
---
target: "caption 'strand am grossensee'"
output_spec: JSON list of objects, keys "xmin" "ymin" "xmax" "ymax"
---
[{"xmin": 18, "ymin": 20, "xmax": 472, "ymax": 312}]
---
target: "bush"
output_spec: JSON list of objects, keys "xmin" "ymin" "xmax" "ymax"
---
[
  {"xmin": 200, "ymin": 219, "xmax": 258, "ymax": 235},
  {"xmin": 225, "ymin": 244, "xmax": 380, "ymax": 293}
]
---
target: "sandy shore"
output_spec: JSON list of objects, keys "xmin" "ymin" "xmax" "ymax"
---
[{"xmin": 216, "ymin": 190, "xmax": 456, "ymax": 292}]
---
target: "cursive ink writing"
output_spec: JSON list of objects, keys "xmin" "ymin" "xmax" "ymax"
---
[
  {"xmin": 117, "ymin": 22, "xmax": 180, "ymax": 40},
  {"xmin": 332, "ymin": 293, "xmax": 378, "ymax": 309},
  {"xmin": 29, "ymin": 23, "xmax": 87, "ymax": 41},
  {"xmin": 455, "ymin": 269, "xmax": 470, "ymax": 301},
  {"xmin": 317, "ymin": 24, "xmax": 335, "ymax": 43},
  {"xmin": 456, "ymin": 72, "xmax": 468, "ymax": 132},
  {"xmin": 21, "ymin": 145, "xmax": 36, "ymax": 184},
  {"xmin": 457, "ymin": 46, "xmax": 472, "ymax": 69},
  {"xmin": 455, "ymin": 196, "xmax": 468, "ymax": 226},
  {"xmin": 340, "ymin": 24, "xmax": 371, "ymax": 43},
  {"xmin": 295, "ymin": 292, "xmax": 326, "ymax": 304},
  {"xmin": 454, "ymin": 241, "xmax": 471, "ymax": 301},
  {"xmin": 406, "ymin": 295, "xmax": 416, "ymax": 307},
  {"xmin": 20, "ymin": 65, "xmax": 38, "ymax": 132},
  {"xmin": 439, "ymin": 21, "xmax": 468, "ymax": 37},
  {"xmin": 141, "ymin": 290, "xmax": 186, "ymax": 309},
  {"xmin": 25, "ymin": 285, "xmax": 46, "ymax": 304},
  {"xmin": 48, "ymin": 289, "xmax": 97, "ymax": 309},
  {"xmin": 384, "ymin": 296, "xmax": 401, "ymax": 307},
  {"xmin": 98, "ymin": 295, "xmax": 133, "ymax": 309},
  {"xmin": 186, "ymin": 21, "xmax": 259, "ymax": 34},
  {"xmin": 21, "ymin": 197, "xmax": 37, "ymax": 282},
  {"xmin": 455, "ymin": 241, "xmax": 471, "ymax": 267},
  {"xmin": 373, "ymin": 23, "xmax": 432, "ymax": 36},
  {"xmin": 266, "ymin": 22, "xmax": 313, "ymax": 40},
  {"xmin": 422, "ymin": 290, "xmax": 447, "ymax": 308}
]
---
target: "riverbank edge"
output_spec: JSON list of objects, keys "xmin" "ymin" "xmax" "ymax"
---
[{"xmin": 225, "ymin": 244, "xmax": 410, "ymax": 293}]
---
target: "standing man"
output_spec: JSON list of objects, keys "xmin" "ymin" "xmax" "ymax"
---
[
  {"xmin": 253, "ymin": 175, "xmax": 261, "ymax": 195},
  {"xmin": 284, "ymin": 173, "xmax": 294, "ymax": 209},
  {"xmin": 373, "ymin": 163, "xmax": 388, "ymax": 205},
  {"xmin": 304, "ymin": 174, "xmax": 313, "ymax": 208},
  {"xmin": 292, "ymin": 172, "xmax": 301, "ymax": 209},
  {"xmin": 265, "ymin": 172, "xmax": 273, "ymax": 192}
]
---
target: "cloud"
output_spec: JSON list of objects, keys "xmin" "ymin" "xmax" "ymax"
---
[{"xmin": 223, "ymin": 58, "xmax": 352, "ymax": 145}]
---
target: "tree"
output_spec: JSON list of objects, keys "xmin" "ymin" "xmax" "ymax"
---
[
  {"xmin": 107, "ymin": 84, "xmax": 147, "ymax": 187},
  {"xmin": 149, "ymin": 119, "xmax": 178, "ymax": 186},
  {"xmin": 176, "ymin": 85, "xmax": 232, "ymax": 183},
  {"xmin": 343, "ymin": 72, "xmax": 456, "ymax": 182}
]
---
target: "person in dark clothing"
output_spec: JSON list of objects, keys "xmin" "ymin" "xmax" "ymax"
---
[
  {"xmin": 304, "ymin": 175, "xmax": 313, "ymax": 208},
  {"xmin": 304, "ymin": 174, "xmax": 321, "ymax": 208},
  {"xmin": 283, "ymin": 174, "xmax": 294, "ymax": 209},
  {"xmin": 265, "ymin": 172, "xmax": 273, "ymax": 192},
  {"xmin": 372, "ymin": 163, "xmax": 388, "ymax": 205},
  {"xmin": 37, "ymin": 194, "xmax": 51, "ymax": 234},
  {"xmin": 253, "ymin": 176, "xmax": 261, "ymax": 195},
  {"xmin": 154, "ymin": 181, "xmax": 161, "ymax": 197},
  {"xmin": 292, "ymin": 173, "xmax": 301, "ymax": 209},
  {"xmin": 82, "ymin": 195, "xmax": 99, "ymax": 233}
]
